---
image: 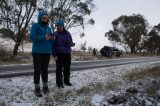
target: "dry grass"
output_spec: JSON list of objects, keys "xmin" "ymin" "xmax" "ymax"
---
[
  {"xmin": 123, "ymin": 65, "xmax": 160, "ymax": 81},
  {"xmin": 77, "ymin": 98, "xmax": 92, "ymax": 106},
  {"xmin": 0, "ymin": 49, "xmax": 159, "ymax": 64},
  {"xmin": 52, "ymin": 90, "xmax": 73, "ymax": 102},
  {"xmin": 76, "ymin": 86, "xmax": 92, "ymax": 95},
  {"xmin": 0, "ymin": 51, "xmax": 32, "ymax": 64},
  {"xmin": 76, "ymin": 80, "xmax": 120, "ymax": 97},
  {"xmin": 104, "ymin": 81, "xmax": 121, "ymax": 91},
  {"xmin": 121, "ymin": 52, "xmax": 157, "ymax": 58},
  {"xmin": 123, "ymin": 64, "xmax": 160, "ymax": 98},
  {"xmin": 145, "ymin": 84, "xmax": 160, "ymax": 97},
  {"xmin": 72, "ymin": 51, "xmax": 100, "ymax": 61}
]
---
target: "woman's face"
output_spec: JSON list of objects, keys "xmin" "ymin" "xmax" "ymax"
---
[
  {"xmin": 41, "ymin": 15, "xmax": 49, "ymax": 23},
  {"xmin": 57, "ymin": 25, "xmax": 64, "ymax": 32}
]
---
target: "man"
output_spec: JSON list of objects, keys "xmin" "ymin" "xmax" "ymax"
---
[{"xmin": 93, "ymin": 48, "xmax": 96, "ymax": 56}]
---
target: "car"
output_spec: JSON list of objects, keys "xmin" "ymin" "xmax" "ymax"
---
[{"xmin": 100, "ymin": 46, "xmax": 122, "ymax": 57}]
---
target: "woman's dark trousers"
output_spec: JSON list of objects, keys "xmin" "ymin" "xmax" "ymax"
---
[
  {"xmin": 56, "ymin": 54, "xmax": 71, "ymax": 86},
  {"xmin": 32, "ymin": 53, "xmax": 50, "ymax": 85}
]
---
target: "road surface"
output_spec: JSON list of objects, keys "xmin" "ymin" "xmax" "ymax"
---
[{"xmin": 0, "ymin": 57, "xmax": 160, "ymax": 78}]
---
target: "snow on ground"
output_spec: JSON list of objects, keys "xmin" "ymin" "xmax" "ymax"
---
[
  {"xmin": 0, "ymin": 61, "xmax": 160, "ymax": 106},
  {"xmin": 0, "ymin": 37, "xmax": 32, "ymax": 52}
]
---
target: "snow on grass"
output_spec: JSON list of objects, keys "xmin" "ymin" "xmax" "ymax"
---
[{"xmin": 0, "ymin": 61, "xmax": 160, "ymax": 106}]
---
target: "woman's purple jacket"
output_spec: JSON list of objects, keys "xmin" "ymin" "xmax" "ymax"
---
[{"xmin": 52, "ymin": 30, "xmax": 73, "ymax": 56}]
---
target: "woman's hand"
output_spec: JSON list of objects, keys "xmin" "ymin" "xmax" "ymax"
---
[
  {"xmin": 45, "ymin": 35, "xmax": 51, "ymax": 40},
  {"xmin": 51, "ymin": 35, "xmax": 55, "ymax": 40},
  {"xmin": 71, "ymin": 42, "xmax": 75, "ymax": 47},
  {"xmin": 53, "ymin": 56, "xmax": 58, "ymax": 61}
]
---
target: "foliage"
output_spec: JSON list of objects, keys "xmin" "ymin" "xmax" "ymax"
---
[
  {"xmin": 105, "ymin": 14, "xmax": 148, "ymax": 53},
  {"xmin": 144, "ymin": 23, "xmax": 160, "ymax": 54},
  {"xmin": 42, "ymin": 0, "xmax": 95, "ymax": 36}
]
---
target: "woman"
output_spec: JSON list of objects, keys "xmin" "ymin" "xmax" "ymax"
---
[
  {"xmin": 30, "ymin": 11, "xmax": 53, "ymax": 97},
  {"xmin": 52, "ymin": 19, "xmax": 75, "ymax": 88}
]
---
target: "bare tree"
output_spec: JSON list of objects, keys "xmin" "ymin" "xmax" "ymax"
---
[
  {"xmin": 0, "ymin": 0, "xmax": 37, "ymax": 55},
  {"xmin": 42, "ymin": 0, "xmax": 95, "ymax": 35}
]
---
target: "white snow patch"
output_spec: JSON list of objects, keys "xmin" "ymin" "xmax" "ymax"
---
[
  {"xmin": 91, "ymin": 94, "xmax": 105, "ymax": 106},
  {"xmin": 158, "ymin": 90, "xmax": 160, "ymax": 97},
  {"xmin": 157, "ymin": 103, "xmax": 160, "ymax": 106},
  {"xmin": 9, "ymin": 102, "xmax": 34, "ymax": 106},
  {"xmin": 145, "ymin": 100, "xmax": 153, "ymax": 106}
]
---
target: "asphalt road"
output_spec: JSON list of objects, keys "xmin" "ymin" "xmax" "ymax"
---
[{"xmin": 0, "ymin": 56, "xmax": 160, "ymax": 78}]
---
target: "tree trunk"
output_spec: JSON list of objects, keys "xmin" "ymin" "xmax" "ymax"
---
[
  {"xmin": 13, "ymin": 42, "xmax": 20, "ymax": 55},
  {"xmin": 130, "ymin": 46, "xmax": 136, "ymax": 53},
  {"xmin": 13, "ymin": 28, "xmax": 26, "ymax": 55},
  {"xmin": 157, "ymin": 47, "xmax": 160, "ymax": 55}
]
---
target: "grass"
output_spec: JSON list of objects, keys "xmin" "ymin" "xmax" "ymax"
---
[
  {"xmin": 123, "ymin": 64, "xmax": 160, "ymax": 98},
  {"xmin": 10, "ymin": 64, "xmax": 160, "ymax": 105},
  {"xmin": 145, "ymin": 84, "xmax": 160, "ymax": 97},
  {"xmin": 49, "ymin": 89, "xmax": 76, "ymax": 104},
  {"xmin": 44, "ymin": 95, "xmax": 54, "ymax": 103},
  {"xmin": 76, "ymin": 80, "xmax": 120, "ymax": 97},
  {"xmin": 76, "ymin": 86, "xmax": 92, "ymax": 95},
  {"xmin": 123, "ymin": 65, "xmax": 160, "ymax": 81},
  {"xmin": 0, "ymin": 47, "xmax": 159, "ymax": 64},
  {"xmin": 133, "ymin": 52, "xmax": 156, "ymax": 56},
  {"xmin": 33, "ymin": 80, "xmax": 120, "ymax": 105},
  {"xmin": 104, "ymin": 80, "xmax": 121, "ymax": 91},
  {"xmin": 0, "ymin": 46, "xmax": 13, "ymax": 63},
  {"xmin": 77, "ymin": 98, "xmax": 92, "ymax": 106},
  {"xmin": 74, "ymin": 81, "xmax": 121, "ymax": 105},
  {"xmin": 121, "ymin": 52, "xmax": 158, "ymax": 58},
  {"xmin": 0, "ymin": 51, "xmax": 33, "ymax": 64}
]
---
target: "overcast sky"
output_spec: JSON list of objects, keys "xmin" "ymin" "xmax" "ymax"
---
[{"xmin": 71, "ymin": 0, "xmax": 160, "ymax": 50}]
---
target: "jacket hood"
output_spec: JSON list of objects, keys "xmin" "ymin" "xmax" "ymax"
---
[{"xmin": 38, "ymin": 11, "xmax": 48, "ymax": 24}]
